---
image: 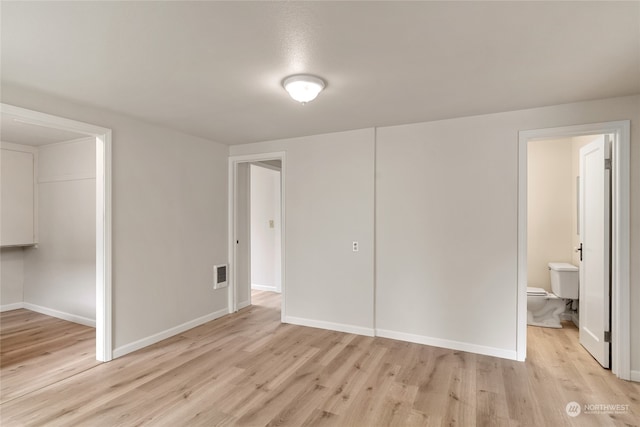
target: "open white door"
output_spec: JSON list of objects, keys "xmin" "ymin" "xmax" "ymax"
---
[
  {"xmin": 234, "ymin": 163, "xmax": 252, "ymax": 311},
  {"xmin": 578, "ymin": 135, "xmax": 610, "ymax": 368}
]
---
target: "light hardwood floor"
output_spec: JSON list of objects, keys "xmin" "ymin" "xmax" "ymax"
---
[
  {"xmin": 1, "ymin": 292, "xmax": 638, "ymax": 426},
  {"xmin": 0, "ymin": 309, "xmax": 99, "ymax": 405}
]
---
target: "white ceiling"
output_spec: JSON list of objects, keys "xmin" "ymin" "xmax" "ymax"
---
[{"xmin": 1, "ymin": 1, "xmax": 638, "ymax": 145}]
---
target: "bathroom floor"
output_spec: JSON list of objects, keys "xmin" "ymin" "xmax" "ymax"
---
[
  {"xmin": 527, "ymin": 320, "xmax": 582, "ymax": 357},
  {"xmin": 526, "ymin": 319, "xmax": 609, "ymax": 377},
  {"xmin": 528, "ymin": 318, "xmax": 578, "ymax": 338}
]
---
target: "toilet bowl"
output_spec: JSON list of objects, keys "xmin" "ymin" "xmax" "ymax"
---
[
  {"xmin": 527, "ymin": 287, "xmax": 566, "ymax": 328},
  {"xmin": 527, "ymin": 262, "xmax": 579, "ymax": 328}
]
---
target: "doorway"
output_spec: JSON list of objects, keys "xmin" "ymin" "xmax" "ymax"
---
[
  {"xmin": 517, "ymin": 121, "xmax": 630, "ymax": 380},
  {"xmin": 249, "ymin": 162, "xmax": 282, "ymax": 295},
  {"xmin": 0, "ymin": 103, "xmax": 112, "ymax": 362},
  {"xmin": 228, "ymin": 152, "xmax": 285, "ymax": 320}
]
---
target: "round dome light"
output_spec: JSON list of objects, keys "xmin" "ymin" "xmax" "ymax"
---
[{"xmin": 282, "ymin": 74, "xmax": 326, "ymax": 104}]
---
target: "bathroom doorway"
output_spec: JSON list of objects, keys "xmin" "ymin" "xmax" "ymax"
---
[
  {"xmin": 517, "ymin": 121, "xmax": 630, "ymax": 380},
  {"xmin": 527, "ymin": 135, "xmax": 607, "ymax": 359}
]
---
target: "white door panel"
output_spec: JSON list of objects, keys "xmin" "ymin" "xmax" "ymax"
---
[{"xmin": 578, "ymin": 135, "xmax": 610, "ymax": 368}]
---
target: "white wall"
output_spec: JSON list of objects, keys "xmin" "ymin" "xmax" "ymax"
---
[
  {"xmin": 375, "ymin": 118, "xmax": 519, "ymax": 357},
  {"xmin": 107, "ymin": 120, "xmax": 229, "ymax": 352},
  {"xmin": 22, "ymin": 138, "xmax": 96, "ymax": 323},
  {"xmin": 231, "ymin": 129, "xmax": 375, "ymax": 335},
  {"xmin": 376, "ymin": 95, "xmax": 639, "ymax": 362},
  {"xmin": 250, "ymin": 164, "xmax": 281, "ymax": 292},
  {"xmin": 2, "ymin": 85, "xmax": 229, "ymax": 355},
  {"xmin": 527, "ymin": 138, "xmax": 574, "ymax": 290},
  {"xmin": 0, "ymin": 247, "xmax": 24, "ymax": 308}
]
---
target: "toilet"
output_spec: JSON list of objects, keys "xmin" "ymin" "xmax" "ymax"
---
[{"xmin": 527, "ymin": 262, "xmax": 579, "ymax": 328}]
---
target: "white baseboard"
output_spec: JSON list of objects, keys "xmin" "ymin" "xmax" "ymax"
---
[
  {"xmin": 251, "ymin": 284, "xmax": 279, "ymax": 292},
  {"xmin": 631, "ymin": 370, "xmax": 640, "ymax": 382},
  {"xmin": 284, "ymin": 315, "xmax": 375, "ymax": 337},
  {"xmin": 237, "ymin": 300, "xmax": 251, "ymax": 310},
  {"xmin": 23, "ymin": 303, "xmax": 96, "ymax": 328},
  {"xmin": 1, "ymin": 302, "xmax": 25, "ymax": 312},
  {"xmin": 113, "ymin": 307, "xmax": 228, "ymax": 359},
  {"xmin": 375, "ymin": 328, "xmax": 518, "ymax": 361}
]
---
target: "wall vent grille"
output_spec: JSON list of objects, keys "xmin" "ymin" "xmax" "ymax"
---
[{"xmin": 213, "ymin": 264, "xmax": 228, "ymax": 289}]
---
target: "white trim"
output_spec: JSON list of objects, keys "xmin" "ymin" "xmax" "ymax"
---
[
  {"xmin": 631, "ymin": 371, "xmax": 640, "ymax": 383},
  {"xmin": 23, "ymin": 302, "xmax": 95, "ymax": 328},
  {"xmin": 237, "ymin": 300, "xmax": 251, "ymax": 310},
  {"xmin": 96, "ymin": 132, "xmax": 113, "ymax": 362},
  {"xmin": 112, "ymin": 308, "xmax": 228, "ymax": 359},
  {"xmin": 517, "ymin": 121, "xmax": 630, "ymax": 380},
  {"xmin": 36, "ymin": 136, "xmax": 94, "ymax": 150},
  {"xmin": 39, "ymin": 173, "xmax": 96, "ymax": 183},
  {"xmin": 376, "ymin": 328, "xmax": 517, "ymax": 361},
  {"xmin": 0, "ymin": 141, "xmax": 39, "ymax": 153},
  {"xmin": 610, "ymin": 122, "xmax": 631, "ymax": 381},
  {"xmin": 279, "ymin": 157, "xmax": 286, "ymax": 322},
  {"xmin": 372, "ymin": 127, "xmax": 378, "ymax": 333},
  {"xmin": 286, "ymin": 316, "xmax": 375, "ymax": 337},
  {"xmin": 517, "ymin": 133, "xmax": 528, "ymax": 362},
  {"xmin": 251, "ymin": 284, "xmax": 279, "ymax": 292},
  {"xmin": 0, "ymin": 302, "xmax": 25, "ymax": 312},
  {"xmin": 252, "ymin": 161, "xmax": 282, "ymax": 172},
  {"xmin": 229, "ymin": 152, "xmax": 286, "ymax": 323},
  {"xmin": 1, "ymin": 103, "xmax": 113, "ymax": 362}
]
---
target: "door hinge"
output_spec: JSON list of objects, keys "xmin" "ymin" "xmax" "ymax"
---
[
  {"xmin": 604, "ymin": 331, "xmax": 611, "ymax": 342},
  {"xmin": 605, "ymin": 159, "xmax": 612, "ymax": 170}
]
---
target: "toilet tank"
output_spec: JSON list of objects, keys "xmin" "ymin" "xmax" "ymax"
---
[{"xmin": 548, "ymin": 262, "xmax": 579, "ymax": 299}]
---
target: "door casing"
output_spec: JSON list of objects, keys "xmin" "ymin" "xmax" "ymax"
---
[{"xmin": 517, "ymin": 121, "xmax": 630, "ymax": 380}]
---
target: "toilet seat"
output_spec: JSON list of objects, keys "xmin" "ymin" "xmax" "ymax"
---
[
  {"xmin": 527, "ymin": 287, "xmax": 560, "ymax": 299},
  {"xmin": 527, "ymin": 287, "xmax": 547, "ymax": 296}
]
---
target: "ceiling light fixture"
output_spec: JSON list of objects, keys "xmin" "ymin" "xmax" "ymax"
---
[{"xmin": 282, "ymin": 74, "xmax": 326, "ymax": 104}]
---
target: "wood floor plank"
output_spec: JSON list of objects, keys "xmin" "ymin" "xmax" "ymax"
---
[
  {"xmin": 2, "ymin": 294, "xmax": 639, "ymax": 426},
  {"xmin": 339, "ymin": 361, "xmax": 400, "ymax": 426},
  {"xmin": 300, "ymin": 408, "xmax": 340, "ymax": 427},
  {"xmin": 441, "ymin": 352, "xmax": 476, "ymax": 427},
  {"xmin": 319, "ymin": 342, "xmax": 387, "ymax": 416},
  {"xmin": 475, "ymin": 355, "xmax": 512, "ymax": 426}
]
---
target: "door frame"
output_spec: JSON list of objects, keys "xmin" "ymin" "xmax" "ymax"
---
[
  {"xmin": 228, "ymin": 152, "xmax": 286, "ymax": 321},
  {"xmin": 517, "ymin": 121, "xmax": 630, "ymax": 380},
  {"xmin": 1, "ymin": 103, "xmax": 113, "ymax": 362}
]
